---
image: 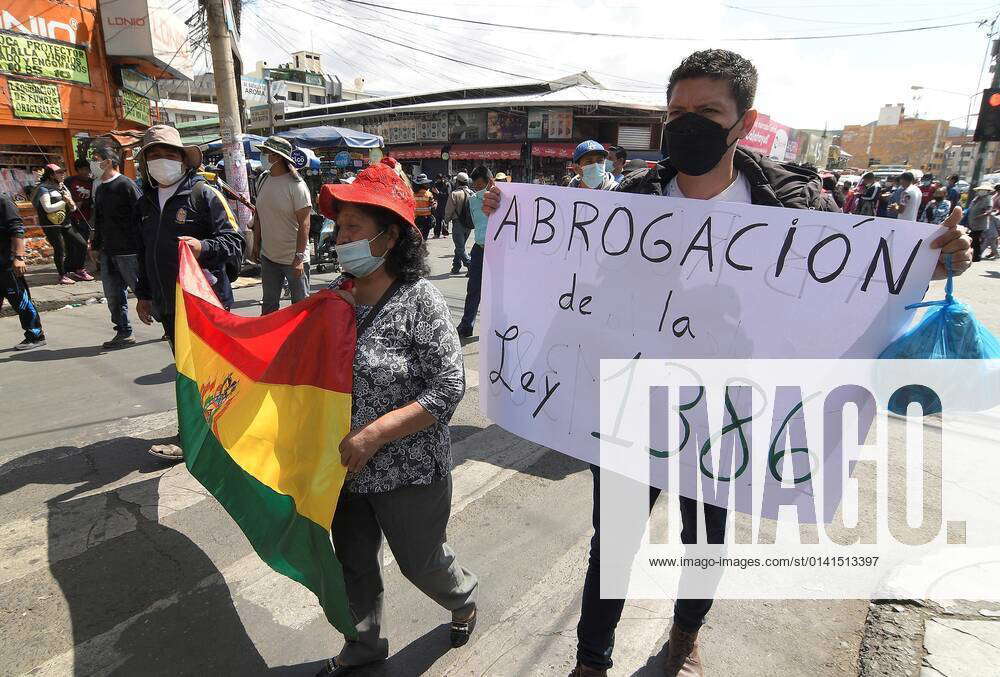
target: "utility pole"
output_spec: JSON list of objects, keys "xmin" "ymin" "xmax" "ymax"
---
[
  {"xmin": 971, "ymin": 26, "xmax": 1000, "ymax": 187},
  {"xmin": 205, "ymin": 0, "xmax": 252, "ymax": 232},
  {"xmin": 265, "ymin": 76, "xmax": 275, "ymax": 136}
]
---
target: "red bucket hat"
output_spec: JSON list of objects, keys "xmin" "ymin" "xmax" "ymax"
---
[{"xmin": 318, "ymin": 157, "xmax": 418, "ymax": 236}]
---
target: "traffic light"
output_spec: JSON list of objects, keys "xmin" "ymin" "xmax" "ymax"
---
[{"xmin": 973, "ymin": 88, "xmax": 1000, "ymax": 142}]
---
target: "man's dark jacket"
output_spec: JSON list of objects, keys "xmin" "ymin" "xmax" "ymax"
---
[
  {"xmin": 615, "ymin": 147, "xmax": 839, "ymax": 213},
  {"xmin": 134, "ymin": 170, "xmax": 243, "ymax": 314}
]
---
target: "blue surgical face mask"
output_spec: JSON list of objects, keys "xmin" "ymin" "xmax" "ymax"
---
[
  {"xmin": 335, "ymin": 231, "xmax": 385, "ymax": 278},
  {"xmin": 605, "ymin": 160, "xmax": 616, "ymax": 173},
  {"xmin": 581, "ymin": 162, "xmax": 606, "ymax": 189}
]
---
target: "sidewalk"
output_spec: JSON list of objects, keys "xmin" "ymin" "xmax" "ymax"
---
[
  {"xmin": 2, "ymin": 263, "xmax": 263, "ymax": 317},
  {"xmin": 860, "ymin": 600, "xmax": 1000, "ymax": 677}
]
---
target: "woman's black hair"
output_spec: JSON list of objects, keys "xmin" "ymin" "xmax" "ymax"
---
[
  {"xmin": 349, "ymin": 204, "xmax": 429, "ymax": 282},
  {"xmin": 40, "ymin": 166, "xmax": 57, "ymax": 182}
]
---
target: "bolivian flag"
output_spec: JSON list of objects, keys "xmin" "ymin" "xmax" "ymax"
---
[{"xmin": 173, "ymin": 242, "xmax": 357, "ymax": 637}]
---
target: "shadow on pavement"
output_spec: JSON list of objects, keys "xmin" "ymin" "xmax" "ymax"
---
[
  {"xmin": 0, "ymin": 340, "xmax": 162, "ymax": 363},
  {"xmin": 0, "ymin": 435, "xmax": 267, "ymax": 675},
  {"xmin": 269, "ymin": 624, "xmax": 453, "ymax": 676},
  {"xmin": 135, "ymin": 364, "xmax": 177, "ymax": 386}
]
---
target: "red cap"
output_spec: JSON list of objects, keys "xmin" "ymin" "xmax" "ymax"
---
[
  {"xmin": 45, "ymin": 163, "xmax": 64, "ymax": 173},
  {"xmin": 318, "ymin": 157, "xmax": 418, "ymax": 236}
]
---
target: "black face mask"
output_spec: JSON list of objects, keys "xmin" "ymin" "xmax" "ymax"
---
[{"xmin": 662, "ymin": 112, "xmax": 744, "ymax": 177}]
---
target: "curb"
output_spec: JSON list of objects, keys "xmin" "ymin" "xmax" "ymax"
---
[
  {"xmin": 1, "ymin": 277, "xmax": 263, "ymax": 318},
  {"xmin": 858, "ymin": 599, "xmax": 1000, "ymax": 677}
]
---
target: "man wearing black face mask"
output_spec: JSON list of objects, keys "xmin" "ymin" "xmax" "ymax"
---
[{"xmin": 565, "ymin": 49, "xmax": 973, "ymax": 677}]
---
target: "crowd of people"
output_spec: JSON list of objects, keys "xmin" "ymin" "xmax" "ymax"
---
[
  {"xmin": 0, "ymin": 47, "xmax": 982, "ymax": 677},
  {"xmin": 836, "ymin": 171, "xmax": 1000, "ymax": 260}
]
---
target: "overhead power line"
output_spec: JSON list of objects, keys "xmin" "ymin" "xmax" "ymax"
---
[
  {"xmin": 337, "ymin": 0, "xmax": 985, "ymax": 42},
  {"xmin": 268, "ymin": 0, "xmax": 552, "ymax": 82}
]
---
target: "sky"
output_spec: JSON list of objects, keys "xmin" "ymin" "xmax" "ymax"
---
[{"xmin": 208, "ymin": 0, "xmax": 1000, "ymax": 132}]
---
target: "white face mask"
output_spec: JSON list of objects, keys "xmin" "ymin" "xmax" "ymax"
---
[{"xmin": 147, "ymin": 158, "xmax": 185, "ymax": 186}]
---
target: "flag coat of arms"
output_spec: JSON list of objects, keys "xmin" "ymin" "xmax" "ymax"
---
[{"xmin": 173, "ymin": 242, "xmax": 357, "ymax": 637}]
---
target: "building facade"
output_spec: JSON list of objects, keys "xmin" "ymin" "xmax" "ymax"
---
[
  {"xmin": 1, "ymin": 0, "xmax": 189, "ymax": 257},
  {"xmin": 840, "ymin": 112, "xmax": 948, "ymax": 173}
]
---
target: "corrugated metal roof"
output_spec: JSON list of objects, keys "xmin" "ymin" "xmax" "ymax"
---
[{"xmin": 276, "ymin": 85, "xmax": 665, "ymax": 128}]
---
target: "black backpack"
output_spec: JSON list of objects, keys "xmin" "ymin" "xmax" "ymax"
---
[{"xmin": 190, "ymin": 180, "xmax": 243, "ymax": 282}]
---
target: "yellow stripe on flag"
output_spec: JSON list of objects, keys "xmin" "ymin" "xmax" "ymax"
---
[{"xmin": 175, "ymin": 298, "xmax": 349, "ymax": 528}]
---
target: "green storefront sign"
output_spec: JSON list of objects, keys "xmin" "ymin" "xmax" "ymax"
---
[
  {"xmin": 0, "ymin": 29, "xmax": 90, "ymax": 85},
  {"xmin": 8, "ymin": 78, "xmax": 62, "ymax": 120},
  {"xmin": 121, "ymin": 88, "xmax": 151, "ymax": 126}
]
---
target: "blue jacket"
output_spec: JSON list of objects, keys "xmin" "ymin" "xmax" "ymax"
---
[{"xmin": 134, "ymin": 170, "xmax": 243, "ymax": 314}]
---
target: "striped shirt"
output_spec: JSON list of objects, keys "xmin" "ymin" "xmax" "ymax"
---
[{"xmin": 414, "ymin": 189, "xmax": 434, "ymax": 217}]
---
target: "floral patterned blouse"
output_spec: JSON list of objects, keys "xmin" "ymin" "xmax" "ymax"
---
[{"xmin": 331, "ymin": 276, "xmax": 465, "ymax": 493}]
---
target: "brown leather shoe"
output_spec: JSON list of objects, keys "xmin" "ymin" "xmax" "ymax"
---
[
  {"xmin": 568, "ymin": 663, "xmax": 607, "ymax": 677},
  {"xmin": 663, "ymin": 624, "xmax": 703, "ymax": 676}
]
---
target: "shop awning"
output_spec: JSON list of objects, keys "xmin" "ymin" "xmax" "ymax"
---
[
  {"xmin": 531, "ymin": 142, "xmax": 576, "ymax": 159},
  {"xmin": 181, "ymin": 132, "xmax": 222, "ymax": 146},
  {"xmin": 450, "ymin": 143, "xmax": 520, "ymax": 160},
  {"xmin": 390, "ymin": 146, "xmax": 442, "ymax": 160},
  {"xmin": 277, "ymin": 125, "xmax": 384, "ymax": 150}
]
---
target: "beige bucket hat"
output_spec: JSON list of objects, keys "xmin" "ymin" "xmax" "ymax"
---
[{"xmin": 138, "ymin": 124, "xmax": 203, "ymax": 167}]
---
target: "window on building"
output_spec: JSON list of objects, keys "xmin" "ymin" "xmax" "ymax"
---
[
  {"xmin": 288, "ymin": 91, "xmax": 303, "ymax": 102},
  {"xmin": 617, "ymin": 125, "xmax": 653, "ymax": 150},
  {"xmin": 310, "ymin": 94, "xmax": 326, "ymax": 105},
  {"xmin": 175, "ymin": 113, "xmax": 195, "ymax": 123}
]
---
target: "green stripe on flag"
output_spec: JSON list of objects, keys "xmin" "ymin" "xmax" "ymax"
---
[{"xmin": 177, "ymin": 374, "xmax": 357, "ymax": 638}]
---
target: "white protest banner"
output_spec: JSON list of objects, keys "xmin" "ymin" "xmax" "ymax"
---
[{"xmin": 480, "ymin": 183, "xmax": 946, "ymax": 494}]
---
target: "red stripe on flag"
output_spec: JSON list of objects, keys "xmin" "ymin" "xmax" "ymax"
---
[{"xmin": 178, "ymin": 243, "xmax": 355, "ymax": 392}]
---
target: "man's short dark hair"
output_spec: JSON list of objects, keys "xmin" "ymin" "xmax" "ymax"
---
[
  {"xmin": 862, "ymin": 172, "xmax": 875, "ymax": 181},
  {"xmin": 608, "ymin": 145, "xmax": 627, "ymax": 161},
  {"xmin": 667, "ymin": 49, "xmax": 758, "ymax": 116},
  {"xmin": 470, "ymin": 165, "xmax": 493, "ymax": 184},
  {"xmin": 949, "ymin": 174, "xmax": 960, "ymax": 182},
  {"xmin": 92, "ymin": 141, "xmax": 122, "ymax": 169},
  {"xmin": 74, "ymin": 158, "xmax": 89, "ymax": 170},
  {"xmin": 901, "ymin": 171, "xmax": 915, "ymax": 182}
]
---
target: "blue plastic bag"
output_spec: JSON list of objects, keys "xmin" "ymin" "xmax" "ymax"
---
[{"xmin": 878, "ymin": 259, "xmax": 1000, "ymax": 415}]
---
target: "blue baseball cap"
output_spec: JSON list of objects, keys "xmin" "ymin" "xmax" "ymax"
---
[{"xmin": 573, "ymin": 140, "xmax": 607, "ymax": 164}]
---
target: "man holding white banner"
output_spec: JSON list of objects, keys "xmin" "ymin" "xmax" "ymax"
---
[{"xmin": 484, "ymin": 49, "xmax": 971, "ymax": 677}]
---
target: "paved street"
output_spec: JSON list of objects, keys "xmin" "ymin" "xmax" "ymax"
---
[{"xmin": 2, "ymin": 236, "xmax": 999, "ymax": 676}]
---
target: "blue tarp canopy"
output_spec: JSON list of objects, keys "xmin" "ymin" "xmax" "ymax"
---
[{"xmin": 277, "ymin": 125, "xmax": 384, "ymax": 150}]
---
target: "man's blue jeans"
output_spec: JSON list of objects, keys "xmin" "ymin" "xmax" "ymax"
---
[
  {"xmin": 457, "ymin": 243, "xmax": 483, "ymax": 333},
  {"xmin": 261, "ymin": 255, "xmax": 309, "ymax": 314},
  {"xmin": 100, "ymin": 252, "xmax": 140, "ymax": 335},
  {"xmin": 452, "ymin": 225, "xmax": 471, "ymax": 270}
]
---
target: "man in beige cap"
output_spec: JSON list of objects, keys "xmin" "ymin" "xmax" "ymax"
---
[{"xmin": 132, "ymin": 124, "xmax": 244, "ymax": 460}]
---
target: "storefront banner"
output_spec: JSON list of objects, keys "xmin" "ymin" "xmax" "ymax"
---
[
  {"xmin": 527, "ymin": 109, "xmax": 573, "ymax": 140},
  {"xmin": 0, "ymin": 29, "xmax": 89, "ymax": 84},
  {"xmin": 481, "ymin": 183, "xmax": 943, "ymax": 476},
  {"xmin": 120, "ymin": 88, "xmax": 151, "ymax": 126},
  {"xmin": 449, "ymin": 111, "xmax": 486, "ymax": 142},
  {"xmin": 8, "ymin": 78, "xmax": 62, "ymax": 120},
  {"xmin": 415, "ymin": 112, "xmax": 448, "ymax": 142},
  {"xmin": 450, "ymin": 144, "xmax": 520, "ymax": 160},
  {"xmin": 488, "ymin": 111, "xmax": 527, "ymax": 141},
  {"xmin": 530, "ymin": 142, "xmax": 576, "ymax": 159},
  {"xmin": 120, "ymin": 66, "xmax": 160, "ymax": 100},
  {"xmin": 391, "ymin": 146, "xmax": 442, "ymax": 160},
  {"xmin": 548, "ymin": 109, "xmax": 573, "ymax": 139},
  {"xmin": 740, "ymin": 113, "xmax": 794, "ymax": 161}
]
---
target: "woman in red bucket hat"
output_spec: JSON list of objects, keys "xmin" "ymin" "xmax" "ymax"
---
[{"xmin": 315, "ymin": 158, "xmax": 478, "ymax": 675}]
